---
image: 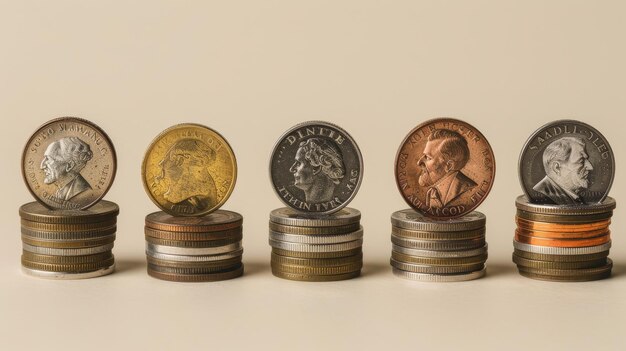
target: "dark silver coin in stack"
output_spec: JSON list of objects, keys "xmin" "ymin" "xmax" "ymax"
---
[
  {"xmin": 269, "ymin": 208, "xmax": 363, "ymax": 281},
  {"xmin": 144, "ymin": 211, "xmax": 244, "ymax": 282},
  {"xmin": 20, "ymin": 201, "xmax": 118, "ymax": 279},
  {"xmin": 390, "ymin": 210, "xmax": 488, "ymax": 282}
]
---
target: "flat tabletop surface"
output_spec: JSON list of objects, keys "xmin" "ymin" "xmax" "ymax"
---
[{"xmin": 1, "ymin": 2, "xmax": 625, "ymax": 350}]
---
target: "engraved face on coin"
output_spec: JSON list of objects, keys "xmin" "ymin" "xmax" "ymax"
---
[
  {"xmin": 270, "ymin": 121, "xmax": 363, "ymax": 215},
  {"xmin": 395, "ymin": 118, "xmax": 495, "ymax": 219},
  {"xmin": 142, "ymin": 124, "xmax": 237, "ymax": 216},
  {"xmin": 21, "ymin": 117, "xmax": 117, "ymax": 210},
  {"xmin": 519, "ymin": 120, "xmax": 614, "ymax": 205}
]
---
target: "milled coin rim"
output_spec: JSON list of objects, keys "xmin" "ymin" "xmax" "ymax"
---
[
  {"xmin": 22, "ymin": 243, "xmax": 115, "ymax": 256},
  {"xmin": 514, "ymin": 195, "xmax": 616, "ymax": 215},
  {"xmin": 390, "ymin": 209, "xmax": 486, "ymax": 232},
  {"xmin": 392, "ymin": 243, "xmax": 488, "ymax": 258},
  {"xmin": 512, "ymin": 240, "xmax": 612, "ymax": 255},
  {"xmin": 145, "ymin": 248, "xmax": 244, "ymax": 262},
  {"xmin": 269, "ymin": 227, "xmax": 364, "ymax": 244},
  {"xmin": 19, "ymin": 201, "xmax": 120, "ymax": 224},
  {"xmin": 392, "ymin": 267, "xmax": 486, "ymax": 282},
  {"xmin": 146, "ymin": 242, "xmax": 242, "ymax": 256},
  {"xmin": 268, "ymin": 120, "xmax": 364, "ymax": 215},
  {"xmin": 141, "ymin": 123, "xmax": 238, "ymax": 217},
  {"xmin": 22, "ymin": 264, "xmax": 115, "ymax": 280},
  {"xmin": 21, "ymin": 117, "xmax": 118, "ymax": 210},
  {"xmin": 269, "ymin": 207, "xmax": 361, "ymax": 227}
]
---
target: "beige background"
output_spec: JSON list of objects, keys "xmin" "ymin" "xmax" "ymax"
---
[{"xmin": 1, "ymin": 1, "xmax": 625, "ymax": 350}]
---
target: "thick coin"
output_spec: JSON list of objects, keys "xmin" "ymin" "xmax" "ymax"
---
[
  {"xmin": 22, "ymin": 117, "xmax": 117, "ymax": 210},
  {"xmin": 512, "ymin": 254, "xmax": 607, "ymax": 270},
  {"xmin": 22, "ymin": 251, "xmax": 113, "ymax": 265},
  {"xmin": 19, "ymin": 201, "xmax": 119, "ymax": 224},
  {"xmin": 22, "ymin": 243, "xmax": 114, "ymax": 256},
  {"xmin": 391, "ymin": 235, "xmax": 485, "ymax": 251},
  {"xmin": 272, "ymin": 247, "xmax": 362, "ymax": 259},
  {"xmin": 513, "ymin": 240, "xmax": 611, "ymax": 255},
  {"xmin": 271, "ymin": 269, "xmax": 360, "ymax": 282},
  {"xmin": 21, "ymin": 257, "xmax": 115, "ymax": 273},
  {"xmin": 147, "ymin": 265, "xmax": 244, "ymax": 282},
  {"xmin": 270, "ymin": 121, "xmax": 363, "ymax": 215},
  {"xmin": 516, "ymin": 227, "xmax": 608, "ymax": 239},
  {"xmin": 142, "ymin": 123, "xmax": 237, "ymax": 217},
  {"xmin": 21, "ymin": 218, "xmax": 117, "ymax": 232},
  {"xmin": 21, "ymin": 234, "xmax": 116, "ymax": 248},
  {"xmin": 391, "ymin": 226, "xmax": 485, "ymax": 241},
  {"xmin": 146, "ymin": 242, "xmax": 242, "ymax": 256},
  {"xmin": 515, "ymin": 217, "xmax": 610, "ymax": 233},
  {"xmin": 146, "ymin": 248, "xmax": 244, "ymax": 262},
  {"xmin": 269, "ymin": 239, "xmax": 363, "ymax": 252},
  {"xmin": 146, "ymin": 256, "xmax": 241, "ymax": 269},
  {"xmin": 144, "ymin": 236, "xmax": 241, "ymax": 248},
  {"xmin": 392, "ymin": 267, "xmax": 486, "ymax": 282},
  {"xmin": 513, "ymin": 249, "xmax": 609, "ymax": 262},
  {"xmin": 268, "ymin": 222, "xmax": 360, "ymax": 235},
  {"xmin": 144, "ymin": 226, "xmax": 242, "ymax": 241},
  {"xmin": 271, "ymin": 252, "xmax": 362, "ymax": 267},
  {"xmin": 390, "ymin": 258, "xmax": 484, "ymax": 274},
  {"xmin": 21, "ymin": 225, "xmax": 117, "ymax": 241},
  {"xmin": 391, "ymin": 251, "xmax": 488, "ymax": 266},
  {"xmin": 269, "ymin": 207, "xmax": 361, "ymax": 227},
  {"xmin": 518, "ymin": 270, "xmax": 611, "ymax": 282},
  {"xmin": 392, "ymin": 243, "xmax": 488, "ymax": 258},
  {"xmin": 269, "ymin": 227, "xmax": 363, "ymax": 244},
  {"xmin": 519, "ymin": 120, "xmax": 614, "ymax": 205},
  {"xmin": 145, "ymin": 210, "xmax": 242, "ymax": 233},
  {"xmin": 395, "ymin": 118, "xmax": 495, "ymax": 219},
  {"xmin": 271, "ymin": 262, "xmax": 362, "ymax": 275},
  {"xmin": 517, "ymin": 259, "xmax": 613, "ymax": 277},
  {"xmin": 148, "ymin": 262, "xmax": 242, "ymax": 275},
  {"xmin": 22, "ymin": 264, "xmax": 115, "ymax": 280},
  {"xmin": 514, "ymin": 195, "xmax": 616, "ymax": 215},
  {"xmin": 391, "ymin": 209, "xmax": 486, "ymax": 232},
  {"xmin": 515, "ymin": 210, "xmax": 612, "ymax": 224},
  {"xmin": 514, "ymin": 232, "xmax": 610, "ymax": 248}
]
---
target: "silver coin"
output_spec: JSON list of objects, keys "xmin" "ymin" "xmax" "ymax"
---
[
  {"xmin": 392, "ymin": 267, "xmax": 486, "ymax": 282},
  {"xmin": 391, "ymin": 235, "xmax": 485, "ymax": 251},
  {"xmin": 391, "ymin": 209, "xmax": 486, "ymax": 232},
  {"xmin": 269, "ymin": 207, "xmax": 361, "ymax": 227},
  {"xmin": 269, "ymin": 227, "xmax": 363, "ymax": 244},
  {"xmin": 269, "ymin": 238, "xmax": 363, "ymax": 252},
  {"xmin": 22, "ymin": 243, "xmax": 114, "ymax": 256},
  {"xmin": 390, "ymin": 258, "xmax": 485, "ymax": 274},
  {"xmin": 514, "ymin": 195, "xmax": 616, "ymax": 215},
  {"xmin": 519, "ymin": 120, "xmax": 614, "ymax": 205},
  {"xmin": 269, "ymin": 121, "xmax": 364, "ymax": 215},
  {"xmin": 392, "ymin": 243, "xmax": 488, "ymax": 258},
  {"xmin": 513, "ymin": 240, "xmax": 612, "ymax": 255},
  {"xmin": 145, "ymin": 242, "xmax": 242, "ymax": 256},
  {"xmin": 146, "ymin": 248, "xmax": 244, "ymax": 262},
  {"xmin": 22, "ymin": 264, "xmax": 115, "ymax": 280}
]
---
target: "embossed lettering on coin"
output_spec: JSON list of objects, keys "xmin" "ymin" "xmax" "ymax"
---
[
  {"xmin": 22, "ymin": 117, "xmax": 117, "ymax": 210},
  {"xmin": 395, "ymin": 118, "xmax": 496, "ymax": 219},
  {"xmin": 519, "ymin": 120, "xmax": 614, "ymax": 205},
  {"xmin": 270, "ymin": 121, "xmax": 363, "ymax": 215},
  {"xmin": 142, "ymin": 124, "xmax": 237, "ymax": 216}
]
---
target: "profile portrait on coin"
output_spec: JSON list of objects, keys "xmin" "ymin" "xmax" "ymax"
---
[
  {"xmin": 289, "ymin": 138, "xmax": 346, "ymax": 203},
  {"xmin": 532, "ymin": 136, "xmax": 593, "ymax": 205},
  {"xmin": 157, "ymin": 138, "xmax": 218, "ymax": 211},
  {"xmin": 40, "ymin": 137, "xmax": 93, "ymax": 201},
  {"xmin": 417, "ymin": 129, "xmax": 477, "ymax": 209}
]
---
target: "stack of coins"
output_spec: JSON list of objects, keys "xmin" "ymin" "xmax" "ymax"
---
[
  {"xmin": 269, "ymin": 208, "xmax": 363, "ymax": 281},
  {"xmin": 512, "ymin": 196, "xmax": 614, "ymax": 281},
  {"xmin": 390, "ymin": 210, "xmax": 488, "ymax": 282},
  {"xmin": 20, "ymin": 201, "xmax": 118, "ymax": 279}
]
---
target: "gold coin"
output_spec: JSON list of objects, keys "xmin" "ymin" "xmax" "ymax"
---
[
  {"xmin": 272, "ymin": 247, "xmax": 361, "ymax": 259},
  {"xmin": 22, "ymin": 251, "xmax": 113, "ymax": 264},
  {"xmin": 271, "ymin": 269, "xmax": 360, "ymax": 282},
  {"xmin": 21, "ymin": 234, "xmax": 116, "ymax": 248},
  {"xmin": 142, "ymin": 124, "xmax": 237, "ymax": 217},
  {"xmin": 147, "ymin": 265, "xmax": 244, "ymax": 282}
]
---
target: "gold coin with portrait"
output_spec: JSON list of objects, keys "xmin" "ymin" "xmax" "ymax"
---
[{"xmin": 142, "ymin": 124, "xmax": 237, "ymax": 217}]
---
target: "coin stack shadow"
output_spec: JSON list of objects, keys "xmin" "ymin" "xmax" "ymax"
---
[
  {"xmin": 20, "ymin": 201, "xmax": 118, "ymax": 279},
  {"xmin": 512, "ymin": 196, "xmax": 615, "ymax": 281},
  {"xmin": 269, "ymin": 208, "xmax": 363, "ymax": 282},
  {"xmin": 144, "ymin": 211, "xmax": 244, "ymax": 282},
  {"xmin": 390, "ymin": 210, "xmax": 488, "ymax": 282}
]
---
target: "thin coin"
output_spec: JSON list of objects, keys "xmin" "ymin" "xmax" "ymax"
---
[
  {"xmin": 21, "ymin": 225, "xmax": 117, "ymax": 241},
  {"xmin": 391, "ymin": 209, "xmax": 486, "ymax": 232},
  {"xmin": 145, "ymin": 210, "xmax": 242, "ymax": 233},
  {"xmin": 513, "ymin": 240, "xmax": 611, "ymax": 255},
  {"xmin": 513, "ymin": 249, "xmax": 609, "ymax": 262},
  {"xmin": 270, "ymin": 121, "xmax": 363, "ymax": 215},
  {"xmin": 271, "ymin": 269, "xmax": 360, "ymax": 282},
  {"xmin": 268, "ymin": 222, "xmax": 360, "ymax": 235},
  {"xmin": 21, "ymin": 257, "xmax": 115, "ymax": 273},
  {"xmin": 146, "ymin": 242, "xmax": 242, "ymax": 256},
  {"xmin": 512, "ymin": 254, "xmax": 607, "ymax": 270},
  {"xmin": 142, "ymin": 123, "xmax": 237, "ymax": 217},
  {"xmin": 21, "ymin": 218, "xmax": 117, "ymax": 232},
  {"xmin": 391, "ymin": 226, "xmax": 485, "ymax": 241},
  {"xmin": 19, "ymin": 201, "xmax": 119, "ymax": 224},
  {"xmin": 146, "ymin": 256, "xmax": 241, "ymax": 269},
  {"xmin": 392, "ymin": 267, "xmax": 486, "ymax": 282},
  {"xmin": 269, "ymin": 239, "xmax": 363, "ymax": 253},
  {"xmin": 22, "ymin": 251, "xmax": 113, "ymax": 265},
  {"xmin": 269, "ymin": 227, "xmax": 363, "ymax": 244},
  {"xmin": 146, "ymin": 248, "xmax": 244, "ymax": 262},
  {"xmin": 518, "ymin": 270, "xmax": 611, "ymax": 282},
  {"xmin": 391, "ymin": 251, "xmax": 488, "ymax": 266},
  {"xmin": 147, "ymin": 265, "xmax": 244, "ymax": 282},
  {"xmin": 515, "ymin": 217, "xmax": 610, "ymax": 233},
  {"xmin": 144, "ymin": 226, "xmax": 242, "ymax": 241},
  {"xmin": 21, "ymin": 234, "xmax": 116, "ymax": 248},
  {"xmin": 390, "ymin": 258, "xmax": 484, "ymax": 274},
  {"xmin": 22, "ymin": 243, "xmax": 114, "ymax": 256},
  {"xmin": 391, "ymin": 235, "xmax": 485, "ymax": 251},
  {"xmin": 271, "ymin": 252, "xmax": 362, "ymax": 267},
  {"xmin": 514, "ymin": 232, "xmax": 610, "ymax": 248},
  {"xmin": 22, "ymin": 117, "xmax": 117, "ymax": 210},
  {"xmin": 271, "ymin": 262, "xmax": 362, "ymax": 275},
  {"xmin": 392, "ymin": 243, "xmax": 488, "ymax": 258},
  {"xmin": 516, "ymin": 227, "xmax": 608, "ymax": 239},
  {"xmin": 22, "ymin": 264, "xmax": 115, "ymax": 280},
  {"xmin": 395, "ymin": 118, "xmax": 495, "ymax": 219},
  {"xmin": 145, "ymin": 236, "xmax": 241, "ymax": 248},
  {"xmin": 269, "ymin": 207, "xmax": 361, "ymax": 227},
  {"xmin": 515, "ymin": 210, "xmax": 612, "ymax": 224},
  {"xmin": 518, "ymin": 120, "xmax": 614, "ymax": 205},
  {"xmin": 514, "ymin": 195, "xmax": 616, "ymax": 215},
  {"xmin": 517, "ymin": 259, "xmax": 613, "ymax": 277},
  {"xmin": 148, "ymin": 263, "xmax": 242, "ymax": 275},
  {"xmin": 272, "ymin": 247, "xmax": 361, "ymax": 259}
]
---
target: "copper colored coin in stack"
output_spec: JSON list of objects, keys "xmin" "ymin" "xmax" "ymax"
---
[
  {"xmin": 144, "ymin": 211, "xmax": 244, "ymax": 282},
  {"xmin": 20, "ymin": 201, "xmax": 118, "ymax": 279},
  {"xmin": 512, "ymin": 196, "xmax": 614, "ymax": 281}
]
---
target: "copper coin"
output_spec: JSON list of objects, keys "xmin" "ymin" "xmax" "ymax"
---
[
  {"xmin": 515, "ymin": 227, "xmax": 609, "ymax": 239},
  {"xmin": 515, "ymin": 217, "xmax": 610, "ymax": 232},
  {"xmin": 395, "ymin": 118, "xmax": 495, "ymax": 219},
  {"xmin": 514, "ymin": 232, "xmax": 610, "ymax": 248}
]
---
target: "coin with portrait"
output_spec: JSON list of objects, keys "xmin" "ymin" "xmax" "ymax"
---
[
  {"xmin": 22, "ymin": 117, "xmax": 117, "ymax": 210},
  {"xmin": 142, "ymin": 123, "xmax": 237, "ymax": 216},
  {"xmin": 270, "ymin": 121, "xmax": 363, "ymax": 215},
  {"xmin": 395, "ymin": 118, "xmax": 496, "ymax": 219},
  {"xmin": 519, "ymin": 120, "xmax": 614, "ymax": 205}
]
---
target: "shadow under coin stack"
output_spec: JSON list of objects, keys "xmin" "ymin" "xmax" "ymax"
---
[
  {"xmin": 141, "ymin": 123, "xmax": 242, "ymax": 282},
  {"xmin": 392, "ymin": 118, "xmax": 496, "ymax": 282},
  {"xmin": 269, "ymin": 208, "xmax": 363, "ymax": 281},
  {"xmin": 390, "ymin": 210, "xmax": 488, "ymax": 281},
  {"xmin": 20, "ymin": 117, "xmax": 118, "ymax": 279},
  {"xmin": 269, "ymin": 121, "xmax": 364, "ymax": 282}
]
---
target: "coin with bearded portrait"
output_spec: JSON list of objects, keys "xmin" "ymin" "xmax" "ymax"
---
[
  {"xmin": 21, "ymin": 117, "xmax": 117, "ymax": 210},
  {"xmin": 394, "ymin": 118, "xmax": 496, "ymax": 219},
  {"xmin": 142, "ymin": 124, "xmax": 237, "ymax": 217},
  {"xmin": 270, "ymin": 121, "xmax": 363, "ymax": 215},
  {"xmin": 519, "ymin": 120, "xmax": 614, "ymax": 205}
]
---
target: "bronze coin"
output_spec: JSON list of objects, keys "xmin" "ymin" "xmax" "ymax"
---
[{"xmin": 145, "ymin": 210, "xmax": 242, "ymax": 233}]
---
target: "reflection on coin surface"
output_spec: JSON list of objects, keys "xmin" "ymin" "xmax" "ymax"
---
[
  {"xmin": 395, "ymin": 118, "xmax": 495, "ymax": 219},
  {"xmin": 270, "ymin": 121, "xmax": 363, "ymax": 215},
  {"xmin": 142, "ymin": 124, "xmax": 237, "ymax": 216},
  {"xmin": 21, "ymin": 117, "xmax": 117, "ymax": 210},
  {"xmin": 519, "ymin": 120, "xmax": 614, "ymax": 205}
]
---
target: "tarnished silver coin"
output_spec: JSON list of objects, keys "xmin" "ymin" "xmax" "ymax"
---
[
  {"xmin": 270, "ymin": 121, "xmax": 363, "ymax": 215},
  {"xmin": 22, "ymin": 117, "xmax": 117, "ymax": 210},
  {"xmin": 269, "ymin": 207, "xmax": 361, "ymax": 227},
  {"xmin": 519, "ymin": 120, "xmax": 614, "ymax": 205},
  {"xmin": 391, "ymin": 209, "xmax": 486, "ymax": 232}
]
